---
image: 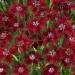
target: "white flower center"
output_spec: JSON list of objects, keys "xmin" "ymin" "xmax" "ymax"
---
[
  {"xmin": 16, "ymin": 6, "xmax": 22, "ymax": 11},
  {"xmin": 17, "ymin": 40, "xmax": 24, "ymax": 47},
  {"xmin": 2, "ymin": 16, "xmax": 9, "ymax": 21},
  {"xmin": 0, "ymin": 68, "xmax": 4, "ymax": 73},
  {"xmin": 72, "ymin": 25, "xmax": 75, "ymax": 31},
  {"xmin": 48, "ymin": 50, "xmax": 56, "ymax": 57},
  {"xmin": 40, "ymin": 12, "xmax": 45, "ymax": 17},
  {"xmin": 18, "ymin": 67, "xmax": 24, "ymax": 73},
  {"xmin": 58, "ymin": 24, "xmax": 65, "ymax": 31},
  {"xmin": 64, "ymin": 58, "xmax": 71, "ymax": 63},
  {"xmin": 48, "ymin": 32, "xmax": 54, "ymax": 38},
  {"xmin": 32, "ymin": 1, "xmax": 40, "ymax": 7},
  {"xmin": 32, "ymin": 21, "xmax": 39, "ymax": 27},
  {"xmin": 1, "ymin": 32, "xmax": 7, "ymax": 39},
  {"xmin": 29, "ymin": 54, "xmax": 36, "ymax": 60},
  {"xmin": 14, "ymin": 23, "xmax": 19, "ymax": 27},
  {"xmin": 65, "ymin": 49, "xmax": 73, "ymax": 56},
  {"xmin": 48, "ymin": 67, "xmax": 55, "ymax": 73},
  {"xmin": 69, "ymin": 37, "xmax": 75, "ymax": 42}
]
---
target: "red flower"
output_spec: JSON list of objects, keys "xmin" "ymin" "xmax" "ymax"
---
[
  {"xmin": 44, "ymin": 47, "xmax": 59, "ymax": 64},
  {"xmin": 58, "ymin": 46, "xmax": 75, "ymax": 59},
  {"xmin": 67, "ymin": 33, "xmax": 75, "ymax": 50},
  {"xmin": 0, "ymin": 39, "xmax": 10, "ymax": 48},
  {"xmin": 0, "ymin": 49, "xmax": 10, "ymax": 62},
  {"xmin": 43, "ymin": 28, "xmax": 59, "ymax": 44},
  {"xmin": 43, "ymin": 64, "xmax": 60, "ymax": 75},
  {"xmin": 16, "ymin": 34, "xmax": 32, "ymax": 51},
  {"xmin": 25, "ymin": 51, "xmax": 41, "ymax": 64},
  {"xmin": 55, "ymin": 19, "xmax": 72, "ymax": 36},
  {"xmin": 27, "ymin": 0, "xmax": 45, "ymax": 10},
  {"xmin": 9, "ymin": 19, "xmax": 23, "ymax": 32},
  {"xmin": 9, "ymin": 3, "xmax": 26, "ymax": 17},
  {"xmin": 0, "ymin": 31, "xmax": 11, "ymax": 40},
  {"xmin": 30, "ymin": 4, "xmax": 50, "ymax": 20},
  {"xmin": 0, "ymin": 31, "xmax": 11, "ymax": 48},
  {"xmin": 13, "ymin": 64, "xmax": 29, "ymax": 75},
  {"xmin": 51, "ymin": 0, "xmax": 65, "ymax": 4},
  {"xmin": 0, "ymin": 64, "xmax": 7, "ymax": 75},
  {"xmin": 61, "ymin": 56, "xmax": 73, "ymax": 67},
  {"xmin": 27, "ymin": 17, "xmax": 45, "ymax": 33},
  {"xmin": 0, "ymin": 12, "xmax": 15, "ymax": 25},
  {"xmin": 66, "ymin": 1, "xmax": 75, "ymax": 9}
]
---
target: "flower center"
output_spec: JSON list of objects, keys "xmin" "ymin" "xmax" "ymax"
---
[
  {"xmin": 0, "ymin": 68, "xmax": 4, "ymax": 73},
  {"xmin": 18, "ymin": 67, "xmax": 24, "ymax": 73},
  {"xmin": 58, "ymin": 24, "xmax": 65, "ymax": 31},
  {"xmin": 69, "ymin": 36, "xmax": 75, "ymax": 42},
  {"xmin": 32, "ymin": 21, "xmax": 39, "ymax": 27},
  {"xmin": 48, "ymin": 32, "xmax": 54, "ymax": 38},
  {"xmin": 29, "ymin": 54, "xmax": 36, "ymax": 60},
  {"xmin": 17, "ymin": 40, "xmax": 24, "ymax": 47},
  {"xmin": 1, "ymin": 32, "xmax": 7, "ymax": 39},
  {"xmin": 48, "ymin": 50, "xmax": 56, "ymax": 57},
  {"xmin": 48, "ymin": 67, "xmax": 55, "ymax": 73},
  {"xmin": 16, "ymin": 6, "xmax": 22, "ymax": 11},
  {"xmin": 72, "ymin": 25, "xmax": 75, "ymax": 31},
  {"xmin": 2, "ymin": 16, "xmax": 9, "ymax": 21},
  {"xmin": 64, "ymin": 57, "xmax": 71, "ymax": 64},
  {"xmin": 65, "ymin": 48, "xmax": 73, "ymax": 56},
  {"xmin": 32, "ymin": 1, "xmax": 40, "ymax": 7},
  {"xmin": 14, "ymin": 23, "xmax": 19, "ymax": 27}
]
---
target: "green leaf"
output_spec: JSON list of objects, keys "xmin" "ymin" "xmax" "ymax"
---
[
  {"xmin": 61, "ymin": 66, "xmax": 71, "ymax": 75},
  {"xmin": 46, "ymin": 0, "xmax": 50, "ymax": 6},
  {"xmin": 57, "ymin": 37, "xmax": 64, "ymax": 49},
  {"xmin": 29, "ymin": 64, "xmax": 41, "ymax": 75},
  {"xmin": 0, "ymin": 2, "xmax": 4, "ymax": 11},
  {"xmin": 0, "ymin": 1, "xmax": 7, "ymax": 11},
  {"xmin": 5, "ymin": 0, "xmax": 14, "ymax": 6},
  {"xmin": 20, "ymin": 0, "xmax": 27, "ymax": 4},
  {"xmin": 46, "ymin": 20, "xmax": 53, "ymax": 29},
  {"xmin": 37, "ymin": 45, "xmax": 44, "ymax": 54}
]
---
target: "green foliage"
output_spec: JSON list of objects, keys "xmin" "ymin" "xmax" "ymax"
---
[
  {"xmin": 57, "ymin": 37, "xmax": 64, "ymax": 49},
  {"xmin": 61, "ymin": 66, "xmax": 71, "ymax": 75},
  {"xmin": 29, "ymin": 64, "xmax": 41, "ymax": 75},
  {"xmin": 20, "ymin": 0, "xmax": 27, "ymax": 4},
  {"xmin": 46, "ymin": 20, "xmax": 53, "ymax": 29},
  {"xmin": 71, "ymin": 9, "xmax": 75, "ymax": 22},
  {"xmin": 46, "ymin": 0, "xmax": 50, "ymax": 6}
]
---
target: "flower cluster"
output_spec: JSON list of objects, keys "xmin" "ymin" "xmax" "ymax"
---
[{"xmin": 0, "ymin": 0, "xmax": 75, "ymax": 75}]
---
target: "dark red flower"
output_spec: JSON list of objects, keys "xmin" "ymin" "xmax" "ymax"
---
[
  {"xmin": 31, "ymin": 4, "xmax": 50, "ymax": 21},
  {"xmin": 44, "ymin": 47, "xmax": 59, "ymax": 64},
  {"xmin": 27, "ymin": 0, "xmax": 45, "ymax": 10},
  {"xmin": 25, "ymin": 51, "xmax": 41, "ymax": 64},
  {"xmin": 0, "ymin": 48, "xmax": 11, "ymax": 62},
  {"xmin": 0, "ymin": 39, "xmax": 10, "ymax": 48},
  {"xmin": 55, "ymin": 19, "xmax": 72, "ymax": 36},
  {"xmin": 13, "ymin": 64, "xmax": 29, "ymax": 75},
  {"xmin": 9, "ymin": 3, "xmax": 26, "ymax": 17},
  {"xmin": 16, "ymin": 34, "xmax": 32, "ymax": 51},
  {"xmin": 43, "ymin": 28, "xmax": 59, "ymax": 44},
  {"xmin": 43, "ymin": 64, "xmax": 60, "ymax": 75},
  {"xmin": 0, "ymin": 31, "xmax": 11, "ymax": 40},
  {"xmin": 58, "ymin": 46, "xmax": 75, "ymax": 59},
  {"xmin": 9, "ymin": 19, "xmax": 23, "ymax": 32},
  {"xmin": 66, "ymin": 1, "xmax": 75, "ymax": 9},
  {"xmin": 51, "ymin": 0, "xmax": 65, "ymax": 4},
  {"xmin": 0, "ymin": 12, "xmax": 15, "ymax": 25},
  {"xmin": 27, "ymin": 17, "xmax": 45, "ymax": 33},
  {"xmin": 0, "ymin": 64, "xmax": 7, "ymax": 75},
  {"xmin": 61, "ymin": 56, "xmax": 73, "ymax": 67},
  {"xmin": 67, "ymin": 32, "xmax": 75, "ymax": 50}
]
